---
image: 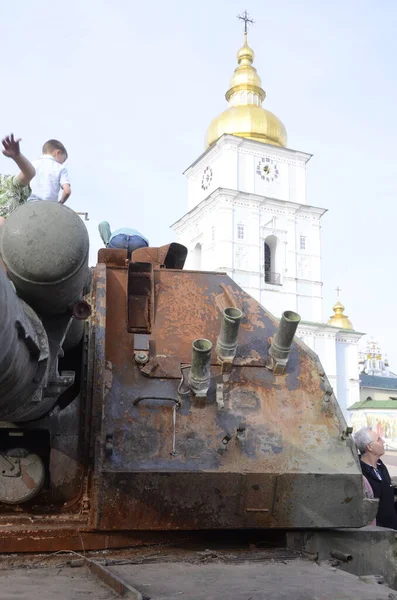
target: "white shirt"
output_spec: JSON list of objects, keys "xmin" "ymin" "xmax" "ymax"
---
[{"xmin": 28, "ymin": 155, "xmax": 70, "ymax": 203}]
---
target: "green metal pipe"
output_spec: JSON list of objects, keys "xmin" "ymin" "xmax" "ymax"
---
[
  {"xmin": 268, "ymin": 310, "xmax": 301, "ymax": 373},
  {"xmin": 216, "ymin": 307, "xmax": 243, "ymax": 360},
  {"xmin": 188, "ymin": 338, "xmax": 213, "ymax": 397}
]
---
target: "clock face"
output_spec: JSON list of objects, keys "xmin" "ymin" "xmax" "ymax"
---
[
  {"xmin": 201, "ymin": 166, "xmax": 213, "ymax": 191},
  {"xmin": 256, "ymin": 157, "xmax": 279, "ymax": 182}
]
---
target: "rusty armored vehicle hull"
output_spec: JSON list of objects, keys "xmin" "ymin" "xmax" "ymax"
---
[{"xmin": 0, "ymin": 201, "xmax": 381, "ymax": 564}]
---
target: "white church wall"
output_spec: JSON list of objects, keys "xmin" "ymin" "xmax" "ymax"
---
[
  {"xmin": 314, "ymin": 336, "xmax": 337, "ymax": 377},
  {"xmin": 260, "ymin": 288, "xmax": 289, "ymax": 318},
  {"xmin": 310, "ymin": 284, "xmax": 323, "ymax": 322},
  {"xmin": 288, "ymin": 162, "xmax": 308, "ymax": 205},
  {"xmin": 186, "ymin": 150, "xmax": 221, "ymax": 212},
  {"xmin": 176, "ymin": 196, "xmax": 324, "ymax": 324},
  {"xmin": 347, "ymin": 339, "xmax": 360, "ymax": 414},
  {"xmin": 217, "ymin": 145, "xmax": 238, "ymax": 191},
  {"xmin": 185, "ymin": 136, "xmax": 312, "ymax": 212},
  {"xmin": 237, "ymin": 150, "xmax": 253, "ymax": 194},
  {"xmin": 334, "ymin": 336, "xmax": 360, "ymax": 424},
  {"xmin": 300, "ymin": 334, "xmax": 315, "ymax": 351},
  {"xmin": 296, "ymin": 294, "xmax": 313, "ymax": 320},
  {"xmin": 295, "ymin": 326, "xmax": 362, "ymax": 423},
  {"xmin": 360, "ymin": 387, "xmax": 393, "ymax": 402},
  {"xmin": 335, "ymin": 340, "xmax": 350, "ymax": 423}
]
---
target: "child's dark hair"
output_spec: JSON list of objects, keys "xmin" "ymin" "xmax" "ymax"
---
[{"xmin": 42, "ymin": 139, "xmax": 68, "ymax": 159}]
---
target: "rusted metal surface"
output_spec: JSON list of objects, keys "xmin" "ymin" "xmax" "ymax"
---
[
  {"xmin": 91, "ymin": 254, "xmax": 373, "ymax": 531},
  {"xmin": 0, "ymin": 524, "xmax": 184, "ymax": 553},
  {"xmin": 98, "ymin": 248, "xmax": 127, "ymax": 267},
  {"xmin": 127, "ymin": 262, "xmax": 154, "ymax": 333},
  {"xmin": 0, "ymin": 521, "xmax": 201, "ymax": 553},
  {"xmin": 0, "ymin": 244, "xmax": 376, "ymax": 552},
  {"xmin": 131, "ymin": 243, "xmax": 187, "ymax": 269},
  {"xmin": 89, "ymin": 261, "xmax": 108, "ymax": 530}
]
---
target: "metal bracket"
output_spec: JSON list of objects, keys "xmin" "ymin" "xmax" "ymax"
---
[
  {"xmin": 127, "ymin": 262, "xmax": 154, "ymax": 334},
  {"xmin": 217, "ymin": 432, "xmax": 233, "ymax": 455},
  {"xmin": 216, "ymin": 383, "xmax": 224, "ymax": 409},
  {"xmin": 0, "ymin": 454, "xmax": 20, "ymax": 477}
]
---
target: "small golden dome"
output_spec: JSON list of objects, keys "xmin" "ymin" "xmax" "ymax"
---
[
  {"xmin": 205, "ymin": 33, "xmax": 287, "ymax": 149},
  {"xmin": 327, "ymin": 299, "xmax": 354, "ymax": 330},
  {"xmin": 237, "ymin": 37, "xmax": 255, "ymax": 62},
  {"xmin": 229, "ymin": 36, "xmax": 263, "ymax": 95}
]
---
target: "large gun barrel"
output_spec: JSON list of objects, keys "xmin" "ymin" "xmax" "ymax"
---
[
  {"xmin": 0, "ymin": 202, "xmax": 90, "ymax": 422},
  {"xmin": 0, "ymin": 268, "xmax": 48, "ymax": 421},
  {"xmin": 0, "ymin": 201, "xmax": 89, "ymax": 315}
]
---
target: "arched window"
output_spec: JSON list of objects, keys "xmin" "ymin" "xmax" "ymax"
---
[
  {"xmin": 264, "ymin": 243, "xmax": 271, "ymax": 275},
  {"xmin": 193, "ymin": 243, "xmax": 202, "ymax": 270},
  {"xmin": 264, "ymin": 235, "xmax": 280, "ymax": 284}
]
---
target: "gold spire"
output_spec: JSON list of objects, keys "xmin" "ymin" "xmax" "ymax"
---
[
  {"xmin": 225, "ymin": 33, "xmax": 264, "ymax": 101},
  {"xmin": 327, "ymin": 292, "xmax": 354, "ymax": 330},
  {"xmin": 205, "ymin": 25, "xmax": 287, "ymax": 149}
]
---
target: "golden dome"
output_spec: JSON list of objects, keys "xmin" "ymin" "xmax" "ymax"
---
[
  {"xmin": 205, "ymin": 33, "xmax": 287, "ymax": 149},
  {"xmin": 327, "ymin": 299, "xmax": 354, "ymax": 330}
]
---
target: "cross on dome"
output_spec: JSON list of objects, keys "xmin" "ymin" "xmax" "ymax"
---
[{"xmin": 237, "ymin": 10, "xmax": 254, "ymax": 34}]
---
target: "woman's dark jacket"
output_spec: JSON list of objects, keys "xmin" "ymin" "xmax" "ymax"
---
[{"xmin": 360, "ymin": 459, "xmax": 397, "ymax": 529}]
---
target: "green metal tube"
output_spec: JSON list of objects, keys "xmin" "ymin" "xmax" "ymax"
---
[
  {"xmin": 268, "ymin": 310, "xmax": 301, "ymax": 373},
  {"xmin": 216, "ymin": 307, "xmax": 243, "ymax": 360},
  {"xmin": 188, "ymin": 338, "xmax": 213, "ymax": 397}
]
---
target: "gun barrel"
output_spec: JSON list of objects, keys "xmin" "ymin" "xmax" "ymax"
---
[
  {"xmin": 216, "ymin": 307, "xmax": 243, "ymax": 360},
  {"xmin": 188, "ymin": 338, "xmax": 213, "ymax": 397},
  {"xmin": 0, "ymin": 268, "xmax": 48, "ymax": 421},
  {"xmin": 268, "ymin": 310, "xmax": 301, "ymax": 374},
  {"xmin": 0, "ymin": 201, "xmax": 89, "ymax": 315}
]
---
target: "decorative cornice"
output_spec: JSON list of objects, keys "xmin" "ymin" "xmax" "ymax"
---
[
  {"xmin": 183, "ymin": 134, "xmax": 312, "ymax": 176},
  {"xmin": 298, "ymin": 321, "xmax": 364, "ymax": 340},
  {"xmin": 336, "ymin": 333, "xmax": 363, "ymax": 342},
  {"xmin": 171, "ymin": 187, "xmax": 326, "ymax": 230}
]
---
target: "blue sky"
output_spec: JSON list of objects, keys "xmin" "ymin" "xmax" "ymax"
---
[{"xmin": 2, "ymin": 0, "xmax": 397, "ymax": 367}]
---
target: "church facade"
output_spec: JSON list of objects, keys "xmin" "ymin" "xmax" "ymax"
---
[{"xmin": 172, "ymin": 28, "xmax": 361, "ymax": 423}]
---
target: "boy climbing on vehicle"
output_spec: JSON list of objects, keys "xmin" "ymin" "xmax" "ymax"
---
[{"xmin": 28, "ymin": 139, "xmax": 71, "ymax": 204}]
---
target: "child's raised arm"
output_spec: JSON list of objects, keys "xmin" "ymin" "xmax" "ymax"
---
[{"xmin": 2, "ymin": 134, "xmax": 35, "ymax": 186}]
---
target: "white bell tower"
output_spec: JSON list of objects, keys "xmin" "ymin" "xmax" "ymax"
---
[{"xmin": 172, "ymin": 27, "xmax": 326, "ymax": 322}]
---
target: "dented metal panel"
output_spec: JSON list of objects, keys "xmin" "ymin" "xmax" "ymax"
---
[
  {"xmin": 0, "ymin": 241, "xmax": 376, "ymax": 552},
  {"xmin": 91, "ymin": 254, "xmax": 372, "ymax": 531}
]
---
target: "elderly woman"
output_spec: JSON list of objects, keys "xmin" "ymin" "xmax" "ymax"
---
[{"xmin": 354, "ymin": 426, "xmax": 397, "ymax": 529}]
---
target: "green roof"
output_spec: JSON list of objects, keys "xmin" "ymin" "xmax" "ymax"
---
[{"xmin": 348, "ymin": 398, "xmax": 397, "ymax": 410}]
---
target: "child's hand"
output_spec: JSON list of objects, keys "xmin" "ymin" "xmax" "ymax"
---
[{"xmin": 2, "ymin": 134, "xmax": 22, "ymax": 159}]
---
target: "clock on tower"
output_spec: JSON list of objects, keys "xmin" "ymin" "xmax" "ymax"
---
[{"xmin": 256, "ymin": 157, "xmax": 279, "ymax": 182}]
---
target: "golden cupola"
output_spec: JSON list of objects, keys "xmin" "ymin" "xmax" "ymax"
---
[
  {"xmin": 205, "ymin": 32, "xmax": 287, "ymax": 148},
  {"xmin": 327, "ymin": 299, "xmax": 354, "ymax": 330}
]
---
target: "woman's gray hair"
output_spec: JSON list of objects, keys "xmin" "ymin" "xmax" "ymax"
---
[{"xmin": 353, "ymin": 427, "xmax": 373, "ymax": 453}]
